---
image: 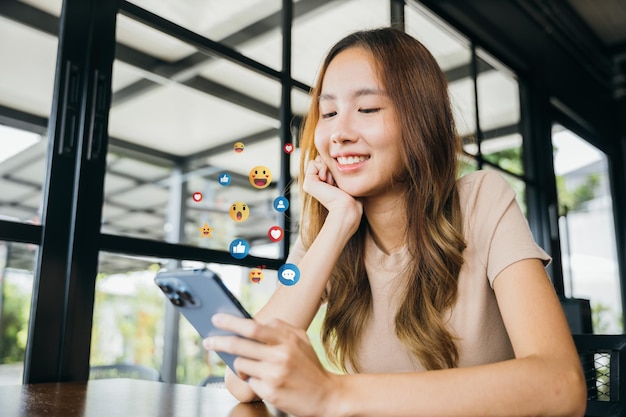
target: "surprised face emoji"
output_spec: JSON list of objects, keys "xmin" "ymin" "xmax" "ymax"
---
[
  {"xmin": 249, "ymin": 166, "xmax": 272, "ymax": 189},
  {"xmin": 229, "ymin": 201, "xmax": 249, "ymax": 222}
]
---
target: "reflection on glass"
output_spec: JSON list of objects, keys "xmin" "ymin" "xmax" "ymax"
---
[
  {"xmin": 476, "ymin": 50, "xmax": 522, "ymax": 175},
  {"xmin": 553, "ymin": 125, "xmax": 622, "ymax": 333},
  {"xmin": 0, "ymin": 241, "xmax": 37, "ymax": 386}
]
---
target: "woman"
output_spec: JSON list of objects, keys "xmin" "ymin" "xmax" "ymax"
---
[{"xmin": 204, "ymin": 28, "xmax": 586, "ymax": 417}]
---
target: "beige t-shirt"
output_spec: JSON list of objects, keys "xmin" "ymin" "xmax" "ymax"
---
[{"xmin": 287, "ymin": 170, "xmax": 551, "ymax": 373}]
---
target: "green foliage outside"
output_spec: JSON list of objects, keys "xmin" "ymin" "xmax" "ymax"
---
[
  {"xmin": 591, "ymin": 302, "xmax": 623, "ymax": 335},
  {"xmin": 90, "ymin": 270, "xmax": 164, "ymax": 372},
  {"xmin": 556, "ymin": 173, "xmax": 600, "ymax": 214},
  {"xmin": 0, "ymin": 279, "xmax": 31, "ymax": 364},
  {"xmin": 483, "ymin": 146, "xmax": 523, "ymax": 176}
]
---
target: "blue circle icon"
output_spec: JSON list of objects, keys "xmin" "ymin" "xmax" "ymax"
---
[
  {"xmin": 218, "ymin": 172, "xmax": 231, "ymax": 186},
  {"xmin": 229, "ymin": 239, "xmax": 250, "ymax": 259},
  {"xmin": 273, "ymin": 196, "xmax": 289, "ymax": 212},
  {"xmin": 278, "ymin": 263, "xmax": 300, "ymax": 286}
]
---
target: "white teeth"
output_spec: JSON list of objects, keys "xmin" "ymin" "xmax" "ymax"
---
[{"xmin": 337, "ymin": 155, "xmax": 369, "ymax": 165}]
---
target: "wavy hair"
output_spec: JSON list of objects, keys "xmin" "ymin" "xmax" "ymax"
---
[{"xmin": 298, "ymin": 28, "xmax": 466, "ymax": 372}]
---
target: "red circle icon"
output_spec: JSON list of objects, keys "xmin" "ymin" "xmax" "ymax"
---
[
  {"xmin": 267, "ymin": 226, "xmax": 283, "ymax": 242},
  {"xmin": 192, "ymin": 192, "xmax": 203, "ymax": 202},
  {"xmin": 283, "ymin": 143, "xmax": 294, "ymax": 154}
]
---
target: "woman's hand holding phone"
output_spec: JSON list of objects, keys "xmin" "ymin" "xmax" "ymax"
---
[{"xmin": 204, "ymin": 314, "xmax": 342, "ymax": 417}]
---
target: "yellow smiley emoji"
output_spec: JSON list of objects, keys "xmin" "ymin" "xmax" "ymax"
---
[
  {"xmin": 233, "ymin": 142, "xmax": 245, "ymax": 153},
  {"xmin": 249, "ymin": 166, "xmax": 272, "ymax": 189},
  {"xmin": 229, "ymin": 201, "xmax": 249, "ymax": 222},
  {"xmin": 249, "ymin": 268, "xmax": 264, "ymax": 284}
]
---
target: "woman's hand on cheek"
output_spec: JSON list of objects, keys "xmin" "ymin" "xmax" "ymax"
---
[
  {"xmin": 204, "ymin": 314, "xmax": 342, "ymax": 417},
  {"xmin": 303, "ymin": 157, "xmax": 362, "ymax": 220}
]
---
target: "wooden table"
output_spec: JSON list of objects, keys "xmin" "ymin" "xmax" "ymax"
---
[{"xmin": 0, "ymin": 378, "xmax": 292, "ymax": 417}]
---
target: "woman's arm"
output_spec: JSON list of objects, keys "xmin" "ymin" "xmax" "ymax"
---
[
  {"xmin": 220, "ymin": 158, "xmax": 363, "ymax": 402},
  {"xmin": 331, "ymin": 258, "xmax": 586, "ymax": 417},
  {"xmin": 210, "ymin": 258, "xmax": 587, "ymax": 417}
]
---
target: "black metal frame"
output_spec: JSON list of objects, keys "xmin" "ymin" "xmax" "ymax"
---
[{"xmin": 24, "ymin": 0, "xmax": 118, "ymax": 383}]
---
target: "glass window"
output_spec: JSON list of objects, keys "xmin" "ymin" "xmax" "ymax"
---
[
  {"xmin": 405, "ymin": 3, "xmax": 476, "ymax": 155},
  {"xmin": 292, "ymin": 0, "xmax": 390, "ymax": 86},
  {"xmin": 90, "ymin": 252, "xmax": 165, "ymax": 381},
  {"xmin": 91, "ymin": 253, "xmax": 275, "ymax": 384},
  {"xmin": 104, "ymin": 13, "xmax": 287, "ymax": 258},
  {"xmin": 553, "ymin": 124, "xmax": 623, "ymax": 333},
  {"xmin": 123, "ymin": 0, "xmax": 283, "ymax": 70},
  {"xmin": 0, "ymin": 13, "xmax": 56, "ymax": 224},
  {"xmin": 476, "ymin": 49, "xmax": 523, "ymax": 175},
  {"xmin": 0, "ymin": 241, "xmax": 37, "ymax": 385},
  {"xmin": 90, "ymin": 251, "xmax": 331, "ymax": 384}
]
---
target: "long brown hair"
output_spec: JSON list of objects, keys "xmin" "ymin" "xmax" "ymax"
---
[{"xmin": 298, "ymin": 28, "xmax": 466, "ymax": 372}]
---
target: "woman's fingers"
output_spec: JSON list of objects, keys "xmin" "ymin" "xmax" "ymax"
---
[
  {"xmin": 210, "ymin": 314, "xmax": 291, "ymax": 344},
  {"xmin": 204, "ymin": 315, "xmax": 309, "ymax": 384},
  {"xmin": 204, "ymin": 315, "xmax": 303, "ymax": 359}
]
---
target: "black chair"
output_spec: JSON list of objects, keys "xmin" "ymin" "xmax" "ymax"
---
[{"xmin": 573, "ymin": 334, "xmax": 626, "ymax": 417}]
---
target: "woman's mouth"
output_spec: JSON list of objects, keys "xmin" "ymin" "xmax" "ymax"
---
[{"xmin": 336, "ymin": 155, "xmax": 369, "ymax": 166}]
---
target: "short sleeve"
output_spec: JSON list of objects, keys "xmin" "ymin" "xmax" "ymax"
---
[{"xmin": 461, "ymin": 171, "xmax": 551, "ymax": 287}]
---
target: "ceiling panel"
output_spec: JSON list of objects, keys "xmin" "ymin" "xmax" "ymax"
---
[
  {"xmin": 568, "ymin": 0, "xmax": 626, "ymax": 47},
  {"xmin": 0, "ymin": 16, "xmax": 57, "ymax": 117},
  {"xmin": 108, "ymin": 82, "xmax": 278, "ymax": 156}
]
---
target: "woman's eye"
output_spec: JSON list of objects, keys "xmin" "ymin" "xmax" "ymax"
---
[
  {"xmin": 359, "ymin": 108, "xmax": 381, "ymax": 114},
  {"xmin": 321, "ymin": 111, "xmax": 337, "ymax": 119}
]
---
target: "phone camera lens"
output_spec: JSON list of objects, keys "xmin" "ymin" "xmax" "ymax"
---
[
  {"xmin": 178, "ymin": 290, "xmax": 196, "ymax": 305},
  {"xmin": 170, "ymin": 294, "xmax": 184, "ymax": 307},
  {"xmin": 159, "ymin": 283, "xmax": 174, "ymax": 294}
]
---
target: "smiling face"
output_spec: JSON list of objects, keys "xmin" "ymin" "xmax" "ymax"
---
[
  {"xmin": 249, "ymin": 165, "xmax": 272, "ymax": 189},
  {"xmin": 314, "ymin": 47, "xmax": 405, "ymax": 199},
  {"xmin": 249, "ymin": 268, "xmax": 264, "ymax": 284}
]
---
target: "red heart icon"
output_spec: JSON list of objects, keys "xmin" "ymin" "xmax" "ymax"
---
[
  {"xmin": 192, "ymin": 192, "xmax": 203, "ymax": 202},
  {"xmin": 283, "ymin": 143, "xmax": 294, "ymax": 154},
  {"xmin": 268, "ymin": 226, "xmax": 283, "ymax": 242}
]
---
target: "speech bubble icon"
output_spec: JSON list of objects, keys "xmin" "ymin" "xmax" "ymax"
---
[{"xmin": 278, "ymin": 263, "xmax": 300, "ymax": 286}]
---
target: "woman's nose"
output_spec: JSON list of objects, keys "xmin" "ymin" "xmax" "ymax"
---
[{"xmin": 330, "ymin": 130, "xmax": 357, "ymax": 144}]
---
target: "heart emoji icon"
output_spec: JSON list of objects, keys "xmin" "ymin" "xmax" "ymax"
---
[
  {"xmin": 192, "ymin": 192, "xmax": 203, "ymax": 202},
  {"xmin": 268, "ymin": 226, "xmax": 283, "ymax": 242},
  {"xmin": 283, "ymin": 143, "xmax": 294, "ymax": 154}
]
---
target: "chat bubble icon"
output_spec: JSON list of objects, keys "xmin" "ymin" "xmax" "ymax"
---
[{"xmin": 278, "ymin": 263, "xmax": 300, "ymax": 286}]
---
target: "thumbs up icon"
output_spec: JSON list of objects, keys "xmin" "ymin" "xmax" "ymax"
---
[
  {"xmin": 229, "ymin": 239, "xmax": 249, "ymax": 259},
  {"xmin": 218, "ymin": 172, "xmax": 231, "ymax": 186}
]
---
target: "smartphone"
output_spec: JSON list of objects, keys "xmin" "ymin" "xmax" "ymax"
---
[{"xmin": 154, "ymin": 268, "xmax": 252, "ymax": 373}]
